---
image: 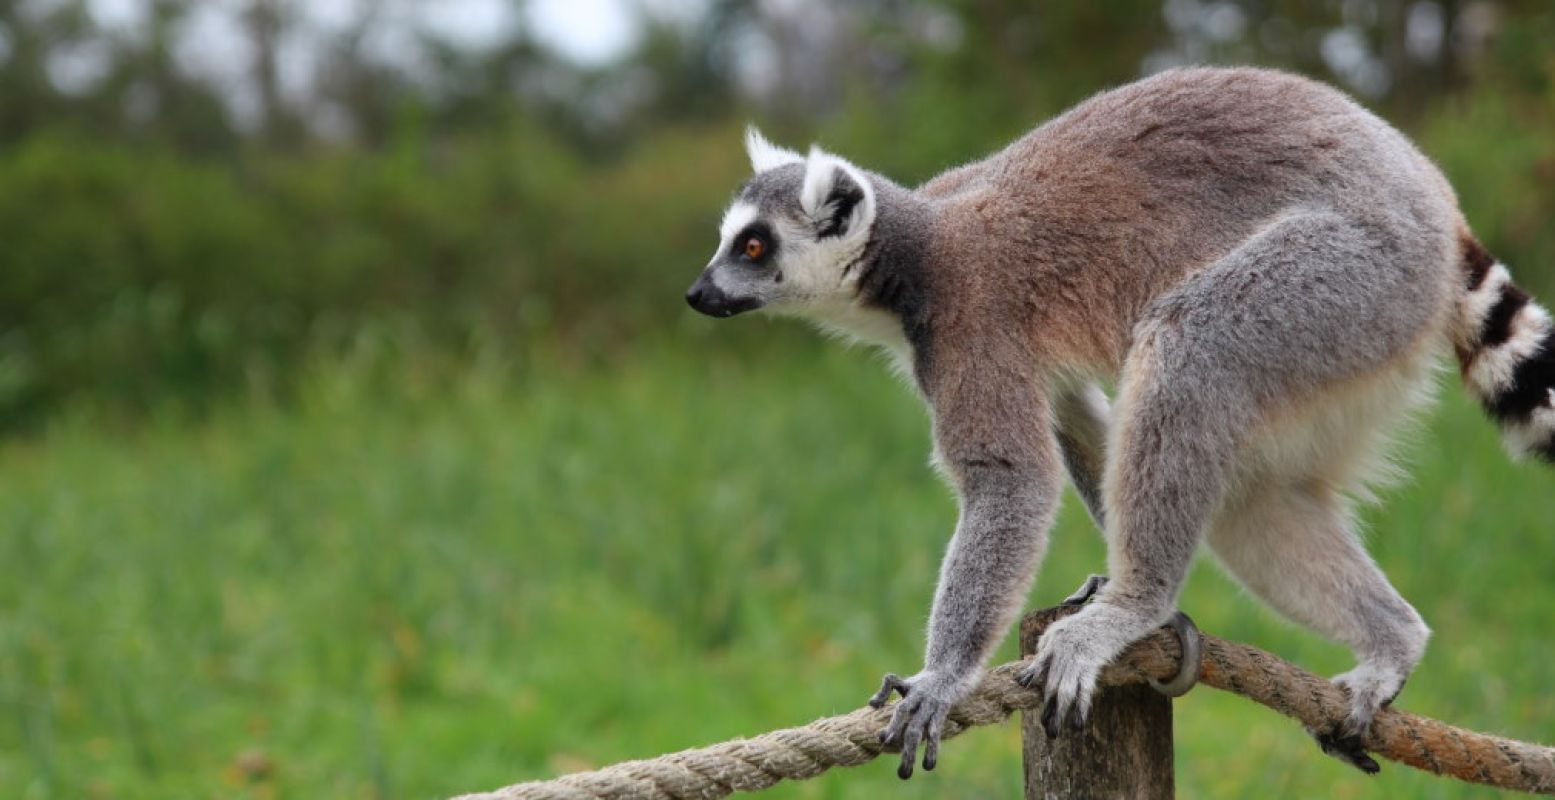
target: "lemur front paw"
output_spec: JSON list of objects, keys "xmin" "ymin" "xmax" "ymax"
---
[
  {"xmin": 1016, "ymin": 602, "xmax": 1148, "ymax": 737},
  {"xmin": 868, "ymin": 670, "xmax": 967, "ymax": 779}
]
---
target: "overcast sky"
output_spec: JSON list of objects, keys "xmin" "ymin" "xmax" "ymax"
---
[
  {"xmin": 46, "ymin": 0, "xmax": 1423, "ymax": 115},
  {"xmin": 82, "ymin": 0, "xmax": 648, "ymax": 66},
  {"xmin": 44, "ymin": 0, "xmax": 680, "ymax": 128}
]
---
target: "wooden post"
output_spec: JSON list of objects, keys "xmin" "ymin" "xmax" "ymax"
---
[{"xmin": 1020, "ymin": 610, "xmax": 1175, "ymax": 799}]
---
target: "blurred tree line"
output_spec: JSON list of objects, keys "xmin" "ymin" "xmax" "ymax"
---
[{"xmin": 0, "ymin": 0, "xmax": 1551, "ymax": 428}]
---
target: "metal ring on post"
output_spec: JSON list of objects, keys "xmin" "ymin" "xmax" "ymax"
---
[{"xmin": 1146, "ymin": 610, "xmax": 1202, "ymax": 698}]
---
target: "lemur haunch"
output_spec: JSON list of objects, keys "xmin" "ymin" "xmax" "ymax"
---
[{"xmin": 684, "ymin": 67, "xmax": 1555, "ymax": 778}]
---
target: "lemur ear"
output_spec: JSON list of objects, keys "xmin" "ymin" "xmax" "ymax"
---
[
  {"xmin": 800, "ymin": 147, "xmax": 876, "ymax": 239},
  {"xmin": 744, "ymin": 126, "xmax": 803, "ymax": 173}
]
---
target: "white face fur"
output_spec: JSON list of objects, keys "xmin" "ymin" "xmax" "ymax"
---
[{"xmin": 684, "ymin": 128, "xmax": 881, "ymax": 334}]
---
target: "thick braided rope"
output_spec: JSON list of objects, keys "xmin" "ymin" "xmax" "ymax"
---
[
  {"xmin": 453, "ymin": 670, "xmax": 1030, "ymax": 800},
  {"xmin": 458, "ymin": 607, "xmax": 1555, "ymax": 799}
]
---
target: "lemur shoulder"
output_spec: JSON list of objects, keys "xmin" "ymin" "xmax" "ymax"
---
[{"xmin": 683, "ymin": 66, "xmax": 1555, "ymax": 778}]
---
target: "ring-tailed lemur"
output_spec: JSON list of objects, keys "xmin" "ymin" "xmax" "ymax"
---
[{"xmin": 684, "ymin": 67, "xmax": 1555, "ymax": 779}]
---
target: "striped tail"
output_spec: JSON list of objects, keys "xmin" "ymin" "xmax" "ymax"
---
[{"xmin": 1452, "ymin": 237, "xmax": 1555, "ymax": 463}]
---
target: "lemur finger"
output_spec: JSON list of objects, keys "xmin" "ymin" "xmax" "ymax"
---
[
  {"xmin": 878, "ymin": 695, "xmax": 918, "ymax": 744},
  {"xmin": 897, "ymin": 719, "xmax": 924, "ymax": 780},
  {"xmin": 1017, "ymin": 654, "xmax": 1049, "ymax": 689},
  {"xmin": 1061, "ymin": 681, "xmax": 1089, "ymax": 733},
  {"xmin": 923, "ymin": 719, "xmax": 942, "ymax": 771},
  {"xmin": 878, "ymin": 713, "xmax": 900, "ymax": 745},
  {"xmin": 1040, "ymin": 695, "xmax": 1062, "ymax": 739},
  {"xmin": 868, "ymin": 673, "xmax": 906, "ymax": 709}
]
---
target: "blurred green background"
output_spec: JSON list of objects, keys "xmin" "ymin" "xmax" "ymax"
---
[{"xmin": 1, "ymin": 1, "xmax": 1552, "ymax": 798}]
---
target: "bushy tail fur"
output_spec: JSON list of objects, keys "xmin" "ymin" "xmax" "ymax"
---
[{"xmin": 1452, "ymin": 237, "xmax": 1555, "ymax": 462}]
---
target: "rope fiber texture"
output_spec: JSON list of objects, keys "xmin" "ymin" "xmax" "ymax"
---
[{"xmin": 457, "ymin": 606, "xmax": 1555, "ymax": 799}]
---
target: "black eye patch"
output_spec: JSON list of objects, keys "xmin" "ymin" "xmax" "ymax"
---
[{"xmin": 730, "ymin": 221, "xmax": 779, "ymax": 264}]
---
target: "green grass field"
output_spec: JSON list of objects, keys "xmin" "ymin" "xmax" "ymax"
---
[{"xmin": 3, "ymin": 335, "xmax": 1552, "ymax": 799}]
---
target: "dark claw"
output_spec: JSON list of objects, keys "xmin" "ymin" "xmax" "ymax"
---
[
  {"xmin": 1315, "ymin": 729, "xmax": 1382, "ymax": 775},
  {"xmin": 898, "ymin": 761, "xmax": 913, "ymax": 780},
  {"xmin": 1041, "ymin": 697, "xmax": 1061, "ymax": 739},
  {"xmin": 1070, "ymin": 705, "xmax": 1086, "ymax": 732},
  {"xmin": 1018, "ymin": 658, "xmax": 1048, "ymax": 690}
]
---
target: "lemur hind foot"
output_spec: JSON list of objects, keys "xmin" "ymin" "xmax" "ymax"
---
[
  {"xmin": 1020, "ymin": 574, "xmax": 1201, "ymax": 737},
  {"xmin": 1310, "ymin": 669, "xmax": 1408, "ymax": 774},
  {"xmin": 1311, "ymin": 728, "xmax": 1382, "ymax": 775}
]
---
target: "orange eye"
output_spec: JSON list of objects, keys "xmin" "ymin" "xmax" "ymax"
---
[{"xmin": 744, "ymin": 237, "xmax": 765, "ymax": 260}]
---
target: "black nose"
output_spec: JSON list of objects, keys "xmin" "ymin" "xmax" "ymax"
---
[{"xmin": 685, "ymin": 276, "xmax": 761, "ymax": 318}]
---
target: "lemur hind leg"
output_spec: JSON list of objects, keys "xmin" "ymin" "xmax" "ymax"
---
[
  {"xmin": 1209, "ymin": 479, "xmax": 1428, "ymax": 771},
  {"xmin": 1053, "ymin": 385, "xmax": 1111, "ymax": 531},
  {"xmin": 1022, "ymin": 208, "xmax": 1451, "ymax": 736},
  {"xmin": 1049, "ymin": 387, "xmax": 1111, "ymax": 610}
]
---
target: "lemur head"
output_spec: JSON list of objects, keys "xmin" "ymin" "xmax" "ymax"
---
[{"xmin": 685, "ymin": 127, "xmax": 877, "ymax": 319}]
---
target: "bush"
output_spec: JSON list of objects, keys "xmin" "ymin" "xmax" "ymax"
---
[{"xmin": 0, "ymin": 121, "xmax": 769, "ymax": 427}]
